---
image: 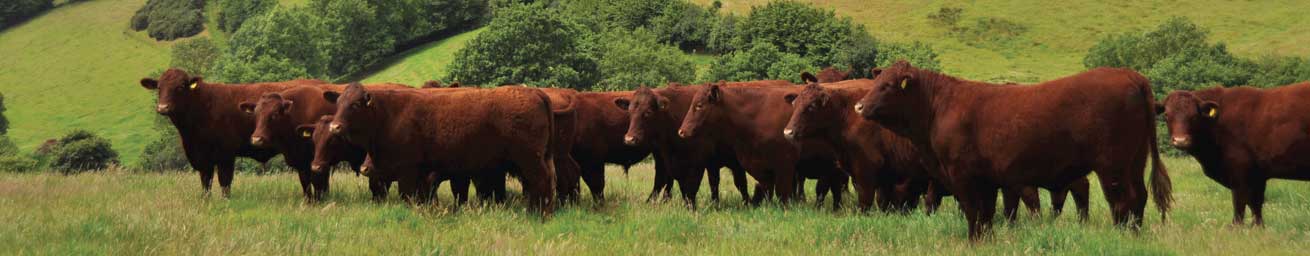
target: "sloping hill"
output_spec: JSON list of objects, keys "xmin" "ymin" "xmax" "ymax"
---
[
  {"xmin": 696, "ymin": 0, "xmax": 1310, "ymax": 81},
  {"xmin": 0, "ymin": 0, "xmax": 168, "ymax": 165}
]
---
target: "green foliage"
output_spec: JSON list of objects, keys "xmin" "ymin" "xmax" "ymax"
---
[
  {"xmin": 169, "ymin": 37, "xmax": 218, "ymax": 77},
  {"xmin": 130, "ymin": 0, "xmax": 206, "ymax": 41},
  {"xmin": 926, "ymin": 7, "xmax": 962, "ymax": 28},
  {"xmin": 709, "ymin": 41, "xmax": 814, "ymax": 83},
  {"xmin": 374, "ymin": 0, "xmax": 488, "ymax": 45},
  {"xmin": 704, "ymin": 14, "xmax": 739, "ymax": 54},
  {"xmin": 211, "ymin": 7, "xmax": 326, "ymax": 82},
  {"xmin": 216, "ymin": 0, "xmax": 274, "ymax": 33},
  {"xmin": 446, "ymin": 3, "xmax": 599, "ymax": 88},
  {"xmin": 0, "ymin": 0, "xmax": 53, "ymax": 30},
  {"xmin": 45, "ymin": 130, "xmax": 119, "ymax": 174},
  {"xmin": 137, "ymin": 107, "xmax": 186, "ymax": 172},
  {"xmin": 0, "ymin": 92, "xmax": 8, "ymax": 135},
  {"xmin": 734, "ymin": 1, "xmax": 859, "ymax": 66},
  {"xmin": 648, "ymin": 0, "xmax": 713, "ymax": 51},
  {"xmin": 592, "ymin": 29, "xmax": 696, "ymax": 90},
  {"xmin": 1248, "ymin": 55, "xmax": 1310, "ymax": 87},
  {"xmin": 1145, "ymin": 45, "xmax": 1255, "ymax": 93},
  {"xmin": 308, "ymin": 0, "xmax": 394, "ymax": 76},
  {"xmin": 1083, "ymin": 17, "xmax": 1210, "ymax": 72},
  {"xmin": 875, "ymin": 42, "xmax": 942, "ymax": 71}
]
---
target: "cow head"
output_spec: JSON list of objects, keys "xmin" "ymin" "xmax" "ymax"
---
[
  {"xmin": 360, "ymin": 153, "xmax": 375, "ymax": 175},
  {"xmin": 784, "ymin": 83, "xmax": 836, "ymax": 141},
  {"xmin": 240, "ymin": 93, "xmax": 295, "ymax": 148},
  {"xmin": 679, "ymin": 81, "xmax": 727, "ymax": 139},
  {"xmin": 856, "ymin": 60, "xmax": 930, "ymax": 134},
  {"xmin": 305, "ymin": 115, "xmax": 354, "ymax": 173},
  {"xmin": 1162, "ymin": 91, "xmax": 1219, "ymax": 150},
  {"xmin": 140, "ymin": 68, "xmax": 204, "ymax": 116},
  {"xmin": 324, "ymin": 83, "xmax": 376, "ymax": 142},
  {"xmin": 617, "ymin": 86, "xmax": 669, "ymax": 146}
]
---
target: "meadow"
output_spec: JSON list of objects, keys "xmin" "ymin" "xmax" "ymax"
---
[{"xmin": 2, "ymin": 157, "xmax": 1309, "ymax": 255}]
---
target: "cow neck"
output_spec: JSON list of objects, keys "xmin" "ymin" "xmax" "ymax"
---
[
  {"xmin": 169, "ymin": 82, "xmax": 236, "ymax": 134},
  {"xmin": 832, "ymin": 87, "xmax": 869, "ymax": 145},
  {"xmin": 361, "ymin": 90, "xmax": 409, "ymax": 152},
  {"xmin": 656, "ymin": 88, "xmax": 694, "ymax": 141},
  {"xmin": 1185, "ymin": 88, "xmax": 1231, "ymax": 176},
  {"xmin": 716, "ymin": 87, "xmax": 774, "ymax": 140}
]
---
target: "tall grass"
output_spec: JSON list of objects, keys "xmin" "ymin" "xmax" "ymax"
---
[{"xmin": 2, "ymin": 157, "xmax": 1308, "ymax": 254}]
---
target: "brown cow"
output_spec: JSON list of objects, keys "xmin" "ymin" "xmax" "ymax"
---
[
  {"xmin": 854, "ymin": 61, "xmax": 1171, "ymax": 239},
  {"xmin": 803, "ymin": 67, "xmax": 851, "ymax": 83},
  {"xmin": 1162, "ymin": 83, "xmax": 1310, "ymax": 226},
  {"xmin": 239, "ymin": 84, "xmax": 410, "ymax": 202},
  {"xmin": 301, "ymin": 115, "xmax": 393, "ymax": 201},
  {"xmin": 324, "ymin": 83, "xmax": 556, "ymax": 214},
  {"xmin": 568, "ymin": 91, "xmax": 682, "ymax": 203},
  {"xmin": 784, "ymin": 81, "xmax": 1091, "ymax": 218},
  {"xmin": 677, "ymin": 82, "xmax": 847, "ymax": 207},
  {"xmin": 140, "ymin": 68, "xmax": 327, "ymax": 197}
]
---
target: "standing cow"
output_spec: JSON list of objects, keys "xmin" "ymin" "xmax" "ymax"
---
[
  {"xmin": 854, "ymin": 61, "xmax": 1171, "ymax": 240},
  {"xmin": 1162, "ymin": 83, "xmax": 1310, "ymax": 226},
  {"xmin": 140, "ymin": 69, "xmax": 327, "ymax": 198}
]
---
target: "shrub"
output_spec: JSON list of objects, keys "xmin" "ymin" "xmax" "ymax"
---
[
  {"xmin": 138, "ymin": 111, "xmax": 187, "ymax": 172},
  {"xmin": 648, "ymin": 0, "xmax": 713, "ymax": 51},
  {"xmin": 926, "ymin": 7, "xmax": 963, "ymax": 28},
  {"xmin": 0, "ymin": 92, "xmax": 8, "ymax": 135},
  {"xmin": 131, "ymin": 0, "xmax": 206, "ymax": 41},
  {"xmin": 1145, "ymin": 45, "xmax": 1255, "ymax": 94},
  {"xmin": 217, "ymin": 0, "xmax": 275, "ymax": 33},
  {"xmin": 875, "ymin": 42, "xmax": 942, "ymax": 71},
  {"xmin": 374, "ymin": 0, "xmax": 488, "ymax": 46},
  {"xmin": 210, "ymin": 7, "xmax": 327, "ymax": 82},
  {"xmin": 47, "ymin": 130, "xmax": 119, "ymax": 174},
  {"xmin": 1083, "ymin": 17, "xmax": 1209, "ymax": 72},
  {"xmin": 828, "ymin": 26, "xmax": 879, "ymax": 79},
  {"xmin": 446, "ymin": 3, "xmax": 599, "ymax": 88},
  {"xmin": 0, "ymin": 0, "xmax": 54, "ymax": 30},
  {"xmin": 733, "ymin": 1, "xmax": 860, "ymax": 66},
  {"xmin": 705, "ymin": 14, "xmax": 739, "ymax": 54},
  {"xmin": 709, "ymin": 41, "xmax": 814, "ymax": 83},
  {"xmin": 1248, "ymin": 55, "xmax": 1310, "ymax": 87},
  {"xmin": 170, "ymin": 37, "xmax": 219, "ymax": 77},
  {"xmin": 592, "ymin": 29, "xmax": 696, "ymax": 90}
]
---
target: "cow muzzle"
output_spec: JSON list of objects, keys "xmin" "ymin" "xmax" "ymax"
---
[
  {"xmin": 853, "ymin": 103, "xmax": 865, "ymax": 115},
  {"xmin": 677, "ymin": 129, "xmax": 691, "ymax": 139},
  {"xmin": 311, "ymin": 164, "xmax": 324, "ymax": 173},
  {"xmin": 250, "ymin": 136, "xmax": 265, "ymax": 147},
  {"xmin": 329, "ymin": 122, "xmax": 343, "ymax": 134},
  {"xmin": 624, "ymin": 135, "xmax": 639, "ymax": 146},
  {"xmin": 1170, "ymin": 136, "xmax": 1192, "ymax": 149},
  {"xmin": 156, "ymin": 104, "xmax": 172, "ymax": 114},
  {"xmin": 783, "ymin": 129, "xmax": 797, "ymax": 140}
]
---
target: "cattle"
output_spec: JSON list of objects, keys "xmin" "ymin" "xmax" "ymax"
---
[
  {"xmin": 568, "ymin": 91, "xmax": 679, "ymax": 202},
  {"xmin": 677, "ymin": 82, "xmax": 847, "ymax": 208},
  {"xmin": 805, "ymin": 67, "xmax": 851, "ymax": 83},
  {"xmin": 301, "ymin": 115, "xmax": 394, "ymax": 201},
  {"xmin": 239, "ymin": 83, "xmax": 410, "ymax": 202},
  {"xmin": 1162, "ymin": 83, "xmax": 1310, "ymax": 226},
  {"xmin": 537, "ymin": 88, "xmax": 584, "ymax": 203},
  {"xmin": 140, "ymin": 68, "xmax": 327, "ymax": 198},
  {"xmin": 324, "ymin": 83, "xmax": 557, "ymax": 214},
  {"xmin": 853, "ymin": 60, "xmax": 1171, "ymax": 239}
]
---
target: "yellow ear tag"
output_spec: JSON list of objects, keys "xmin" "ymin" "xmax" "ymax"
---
[
  {"xmin": 1208, "ymin": 108, "xmax": 1217, "ymax": 117},
  {"xmin": 365, "ymin": 98, "xmax": 373, "ymax": 106},
  {"xmin": 302, "ymin": 131, "xmax": 312, "ymax": 138},
  {"xmin": 189, "ymin": 82, "xmax": 198, "ymax": 90},
  {"xmin": 899, "ymin": 79, "xmax": 908, "ymax": 89}
]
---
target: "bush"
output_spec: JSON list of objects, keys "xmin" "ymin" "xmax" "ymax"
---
[
  {"xmin": 0, "ymin": 92, "xmax": 8, "ymax": 135},
  {"xmin": 446, "ymin": 3, "xmax": 599, "ymax": 88},
  {"xmin": 875, "ymin": 42, "xmax": 942, "ymax": 71},
  {"xmin": 138, "ymin": 111, "xmax": 187, "ymax": 172},
  {"xmin": 374, "ymin": 0, "xmax": 488, "ymax": 46},
  {"xmin": 1, "ymin": 136, "xmax": 40, "ymax": 172},
  {"xmin": 217, "ymin": 0, "xmax": 275, "ymax": 33},
  {"xmin": 709, "ymin": 41, "xmax": 815, "ymax": 83},
  {"xmin": 648, "ymin": 0, "xmax": 713, "ymax": 51},
  {"xmin": 592, "ymin": 29, "xmax": 696, "ymax": 90},
  {"xmin": 705, "ymin": 14, "xmax": 739, "ymax": 54},
  {"xmin": 131, "ymin": 0, "xmax": 206, "ymax": 41},
  {"xmin": 1083, "ymin": 17, "xmax": 1209, "ymax": 72},
  {"xmin": 733, "ymin": 1, "xmax": 860, "ymax": 66},
  {"xmin": 926, "ymin": 7, "xmax": 963, "ymax": 28},
  {"xmin": 46, "ymin": 130, "xmax": 119, "ymax": 174},
  {"xmin": 1248, "ymin": 55, "xmax": 1310, "ymax": 87},
  {"xmin": 210, "ymin": 7, "xmax": 327, "ymax": 82},
  {"xmin": 170, "ymin": 37, "xmax": 219, "ymax": 77},
  {"xmin": 1145, "ymin": 45, "xmax": 1255, "ymax": 94},
  {"xmin": 309, "ymin": 0, "xmax": 395, "ymax": 76},
  {"xmin": 0, "ymin": 0, "xmax": 54, "ymax": 30}
]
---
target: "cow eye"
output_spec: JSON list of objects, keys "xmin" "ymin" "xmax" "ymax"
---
[{"xmin": 643, "ymin": 111, "xmax": 652, "ymax": 117}]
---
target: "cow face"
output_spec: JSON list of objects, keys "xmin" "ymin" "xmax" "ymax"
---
[
  {"xmin": 242, "ymin": 93, "xmax": 295, "ymax": 148},
  {"xmin": 324, "ymin": 83, "xmax": 375, "ymax": 142},
  {"xmin": 1162, "ymin": 91, "xmax": 1219, "ymax": 150},
  {"xmin": 305, "ymin": 115, "xmax": 352, "ymax": 173},
  {"xmin": 140, "ymin": 69, "xmax": 203, "ymax": 115},
  {"xmin": 618, "ymin": 86, "xmax": 669, "ymax": 146},
  {"xmin": 679, "ymin": 82, "xmax": 727, "ymax": 139},
  {"xmin": 856, "ymin": 61, "xmax": 929, "ymax": 133},
  {"xmin": 784, "ymin": 83, "xmax": 835, "ymax": 141}
]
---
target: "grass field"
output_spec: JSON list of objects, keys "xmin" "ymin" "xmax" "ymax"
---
[
  {"xmin": 359, "ymin": 28, "xmax": 485, "ymax": 86},
  {"xmin": 2, "ymin": 157, "xmax": 1309, "ymax": 254}
]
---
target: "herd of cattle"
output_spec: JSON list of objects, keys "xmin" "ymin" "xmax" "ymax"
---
[{"xmin": 139, "ymin": 60, "xmax": 1310, "ymax": 240}]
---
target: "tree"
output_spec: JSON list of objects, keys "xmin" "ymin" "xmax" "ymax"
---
[
  {"xmin": 734, "ymin": 1, "xmax": 859, "ymax": 66},
  {"xmin": 210, "ymin": 7, "xmax": 327, "ymax": 83},
  {"xmin": 170, "ymin": 38, "xmax": 219, "ymax": 77},
  {"xmin": 592, "ymin": 29, "xmax": 696, "ymax": 90},
  {"xmin": 0, "ymin": 0, "xmax": 54, "ymax": 30},
  {"xmin": 47, "ymin": 130, "xmax": 119, "ymax": 173},
  {"xmin": 709, "ymin": 41, "xmax": 815, "ymax": 83},
  {"xmin": 1083, "ymin": 17, "xmax": 1209, "ymax": 71},
  {"xmin": 131, "ymin": 0, "xmax": 206, "ymax": 41},
  {"xmin": 217, "ymin": 0, "xmax": 275, "ymax": 33},
  {"xmin": 446, "ymin": 3, "xmax": 599, "ymax": 88}
]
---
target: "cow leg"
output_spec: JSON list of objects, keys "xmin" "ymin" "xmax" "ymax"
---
[
  {"xmin": 1002, "ymin": 187, "xmax": 1021, "ymax": 222},
  {"xmin": 451, "ymin": 177, "xmax": 471, "ymax": 205},
  {"xmin": 296, "ymin": 168, "xmax": 314, "ymax": 202},
  {"xmin": 924, "ymin": 181, "xmax": 944, "ymax": 215},
  {"xmin": 397, "ymin": 176, "xmax": 418, "ymax": 204},
  {"xmin": 489, "ymin": 172, "xmax": 508, "ymax": 203},
  {"xmin": 1049, "ymin": 185, "xmax": 1070, "ymax": 218},
  {"xmin": 1231, "ymin": 184, "xmax": 1250, "ymax": 226},
  {"xmin": 875, "ymin": 184, "xmax": 897, "ymax": 212},
  {"xmin": 815, "ymin": 176, "xmax": 830, "ymax": 206},
  {"xmin": 707, "ymin": 167, "xmax": 721, "ymax": 202},
  {"xmin": 1096, "ymin": 171, "xmax": 1139, "ymax": 228},
  {"xmin": 580, "ymin": 163, "xmax": 606, "ymax": 203},
  {"xmin": 560, "ymin": 155, "xmax": 584, "ymax": 203},
  {"xmin": 368, "ymin": 177, "xmax": 390, "ymax": 202},
  {"xmin": 1071, "ymin": 178, "xmax": 1091, "ymax": 221},
  {"xmin": 513, "ymin": 155, "xmax": 555, "ymax": 217},
  {"xmin": 196, "ymin": 165, "xmax": 215, "ymax": 198},
  {"xmin": 774, "ymin": 166, "xmax": 797, "ymax": 207},
  {"xmin": 1250, "ymin": 179, "xmax": 1267, "ymax": 226},
  {"xmin": 1021, "ymin": 186, "xmax": 1041, "ymax": 217},
  {"xmin": 730, "ymin": 167, "xmax": 751, "ymax": 204},
  {"xmin": 829, "ymin": 173, "xmax": 847, "ymax": 211},
  {"xmin": 216, "ymin": 155, "xmax": 237, "ymax": 198},
  {"xmin": 313, "ymin": 169, "xmax": 331, "ymax": 202},
  {"xmin": 647, "ymin": 161, "xmax": 670, "ymax": 203},
  {"xmin": 975, "ymin": 184, "xmax": 998, "ymax": 240},
  {"xmin": 677, "ymin": 166, "xmax": 705, "ymax": 210}
]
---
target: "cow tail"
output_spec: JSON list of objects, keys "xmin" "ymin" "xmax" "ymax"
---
[
  {"xmin": 1135, "ymin": 72, "xmax": 1173, "ymax": 220},
  {"xmin": 533, "ymin": 89, "xmax": 558, "ymax": 207}
]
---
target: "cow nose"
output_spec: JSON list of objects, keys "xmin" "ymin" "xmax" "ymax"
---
[
  {"xmin": 311, "ymin": 164, "xmax": 323, "ymax": 173},
  {"xmin": 624, "ymin": 135, "xmax": 638, "ymax": 146},
  {"xmin": 783, "ymin": 129, "xmax": 796, "ymax": 140},
  {"xmin": 250, "ymin": 136, "xmax": 265, "ymax": 146},
  {"xmin": 853, "ymin": 103, "xmax": 864, "ymax": 114},
  {"xmin": 678, "ymin": 129, "xmax": 689, "ymax": 138},
  {"xmin": 329, "ymin": 122, "xmax": 342, "ymax": 134},
  {"xmin": 1171, "ymin": 136, "xmax": 1191, "ymax": 148},
  {"xmin": 156, "ymin": 104, "xmax": 171, "ymax": 114}
]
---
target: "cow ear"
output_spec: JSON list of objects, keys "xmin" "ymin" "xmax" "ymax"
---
[
  {"xmin": 870, "ymin": 68, "xmax": 883, "ymax": 79},
  {"xmin": 140, "ymin": 78, "xmax": 158, "ymax": 90},
  {"xmin": 801, "ymin": 72, "xmax": 818, "ymax": 84},
  {"xmin": 280, "ymin": 100, "xmax": 294, "ymax": 114},
  {"xmin": 422, "ymin": 80, "xmax": 442, "ymax": 88},
  {"xmin": 296, "ymin": 125, "xmax": 315, "ymax": 139},
  {"xmin": 784, "ymin": 93, "xmax": 798, "ymax": 105},
  {"xmin": 447, "ymin": 82, "xmax": 461, "ymax": 88},
  {"xmin": 323, "ymin": 91, "xmax": 340, "ymax": 104},
  {"xmin": 709, "ymin": 83, "xmax": 723, "ymax": 102},
  {"xmin": 238, "ymin": 102, "xmax": 256, "ymax": 114},
  {"xmin": 1201, "ymin": 101, "xmax": 1220, "ymax": 119},
  {"xmin": 187, "ymin": 77, "xmax": 203, "ymax": 90},
  {"xmin": 1154, "ymin": 102, "xmax": 1165, "ymax": 115},
  {"xmin": 657, "ymin": 95, "xmax": 670, "ymax": 110},
  {"xmin": 613, "ymin": 98, "xmax": 631, "ymax": 110}
]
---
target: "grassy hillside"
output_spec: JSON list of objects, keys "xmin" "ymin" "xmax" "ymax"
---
[
  {"xmin": 3, "ymin": 158, "xmax": 1309, "ymax": 254},
  {"xmin": 360, "ymin": 28, "xmax": 484, "ymax": 86},
  {"xmin": 696, "ymin": 0, "xmax": 1310, "ymax": 82},
  {"xmin": 0, "ymin": 0, "xmax": 169, "ymax": 166}
]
